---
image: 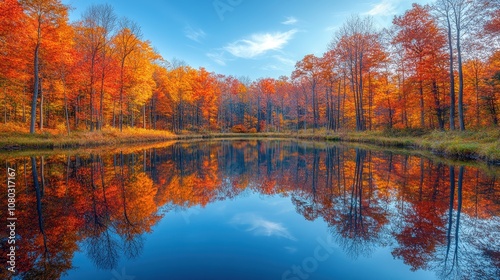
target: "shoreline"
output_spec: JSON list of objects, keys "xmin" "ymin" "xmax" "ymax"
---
[{"xmin": 1, "ymin": 128, "xmax": 499, "ymax": 165}]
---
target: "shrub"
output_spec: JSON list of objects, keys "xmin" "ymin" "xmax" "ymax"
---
[{"xmin": 231, "ymin": 124, "xmax": 247, "ymax": 133}]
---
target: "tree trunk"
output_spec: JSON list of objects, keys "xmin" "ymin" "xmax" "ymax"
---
[
  {"xmin": 46, "ymin": 92, "xmax": 50, "ymax": 128},
  {"xmin": 131, "ymin": 105, "xmax": 135, "ymax": 127},
  {"xmin": 456, "ymin": 30, "xmax": 465, "ymax": 131},
  {"xmin": 98, "ymin": 56, "xmax": 107, "ymax": 131},
  {"xmin": 3, "ymin": 87, "xmax": 6, "ymax": 124},
  {"xmin": 304, "ymin": 90, "xmax": 308, "ymax": 133},
  {"xmin": 112, "ymin": 101, "xmax": 116, "ymax": 128},
  {"xmin": 368, "ymin": 72, "xmax": 373, "ymax": 131},
  {"xmin": 22, "ymin": 88, "xmax": 26, "ymax": 123},
  {"xmin": 90, "ymin": 64, "xmax": 94, "ymax": 132},
  {"xmin": 99, "ymin": 73, "xmax": 105, "ymax": 130},
  {"xmin": 39, "ymin": 78, "xmax": 44, "ymax": 131},
  {"xmin": 312, "ymin": 83, "xmax": 317, "ymax": 130},
  {"xmin": 75, "ymin": 96, "xmax": 79, "ymax": 128},
  {"xmin": 143, "ymin": 104, "xmax": 146, "ymax": 129},
  {"xmin": 359, "ymin": 53, "xmax": 365, "ymax": 131},
  {"xmin": 419, "ymin": 80, "xmax": 425, "ymax": 128},
  {"xmin": 337, "ymin": 81, "xmax": 341, "ymax": 130},
  {"xmin": 257, "ymin": 92, "xmax": 261, "ymax": 132},
  {"xmin": 150, "ymin": 98, "xmax": 154, "ymax": 129},
  {"xmin": 119, "ymin": 61, "xmax": 124, "ymax": 132},
  {"xmin": 30, "ymin": 42, "xmax": 40, "ymax": 134},
  {"xmin": 474, "ymin": 62, "xmax": 480, "ymax": 127},
  {"xmin": 446, "ymin": 14, "xmax": 456, "ymax": 131},
  {"xmin": 64, "ymin": 87, "xmax": 70, "ymax": 135}
]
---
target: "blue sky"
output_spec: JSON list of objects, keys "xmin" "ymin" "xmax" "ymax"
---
[{"xmin": 63, "ymin": 0, "xmax": 434, "ymax": 80}]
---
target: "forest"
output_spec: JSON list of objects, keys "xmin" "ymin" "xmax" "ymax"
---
[{"xmin": 0, "ymin": 0, "xmax": 499, "ymax": 136}]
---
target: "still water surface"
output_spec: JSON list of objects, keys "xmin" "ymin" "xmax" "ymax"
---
[{"xmin": 1, "ymin": 140, "xmax": 499, "ymax": 280}]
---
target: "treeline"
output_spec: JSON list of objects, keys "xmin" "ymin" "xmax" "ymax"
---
[{"xmin": 0, "ymin": 0, "xmax": 498, "ymax": 134}]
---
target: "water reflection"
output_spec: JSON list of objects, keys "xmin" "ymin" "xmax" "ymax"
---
[{"xmin": 1, "ymin": 140, "xmax": 499, "ymax": 279}]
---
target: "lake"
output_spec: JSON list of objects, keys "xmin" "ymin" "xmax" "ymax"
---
[{"xmin": 1, "ymin": 140, "xmax": 499, "ymax": 280}]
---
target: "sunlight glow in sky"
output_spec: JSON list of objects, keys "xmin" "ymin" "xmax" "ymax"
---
[{"xmin": 62, "ymin": 0, "xmax": 434, "ymax": 80}]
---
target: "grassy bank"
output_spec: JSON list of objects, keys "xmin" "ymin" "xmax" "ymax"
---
[
  {"xmin": 333, "ymin": 129, "xmax": 500, "ymax": 164},
  {"xmin": 0, "ymin": 126, "xmax": 179, "ymax": 150},
  {"xmin": 1, "ymin": 124, "xmax": 499, "ymax": 164}
]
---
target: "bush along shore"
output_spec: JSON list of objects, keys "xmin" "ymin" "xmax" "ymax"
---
[{"xmin": 1, "ymin": 126, "xmax": 499, "ymax": 165}]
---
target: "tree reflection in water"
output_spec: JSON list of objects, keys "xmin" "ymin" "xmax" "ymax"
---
[{"xmin": 0, "ymin": 140, "xmax": 499, "ymax": 279}]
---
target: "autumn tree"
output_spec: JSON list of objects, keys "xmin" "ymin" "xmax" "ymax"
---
[
  {"xmin": 434, "ymin": 0, "xmax": 457, "ymax": 130},
  {"xmin": 482, "ymin": 50, "xmax": 500, "ymax": 125},
  {"xmin": 274, "ymin": 76, "xmax": 292, "ymax": 132},
  {"xmin": 191, "ymin": 68, "xmax": 217, "ymax": 129},
  {"xmin": 484, "ymin": 7, "xmax": 500, "ymax": 35},
  {"xmin": 165, "ymin": 61, "xmax": 197, "ymax": 132},
  {"xmin": 124, "ymin": 39, "xmax": 157, "ymax": 129},
  {"xmin": 331, "ymin": 15, "xmax": 381, "ymax": 131},
  {"xmin": 95, "ymin": 6, "xmax": 116, "ymax": 130},
  {"xmin": 434, "ymin": 0, "xmax": 491, "ymax": 131},
  {"xmin": 75, "ymin": 4, "xmax": 117, "ymax": 131},
  {"xmin": 20, "ymin": 0, "xmax": 69, "ymax": 134},
  {"xmin": 151, "ymin": 61, "xmax": 172, "ymax": 129},
  {"xmin": 113, "ymin": 18, "xmax": 142, "ymax": 131},
  {"xmin": 252, "ymin": 78, "xmax": 276, "ymax": 132},
  {"xmin": 218, "ymin": 75, "xmax": 245, "ymax": 131},
  {"xmin": 320, "ymin": 50, "xmax": 341, "ymax": 131},
  {"xmin": 42, "ymin": 16, "xmax": 75, "ymax": 134},
  {"xmin": 0, "ymin": 0, "xmax": 27, "ymax": 124},
  {"xmin": 292, "ymin": 54, "xmax": 321, "ymax": 130},
  {"xmin": 393, "ymin": 4, "xmax": 447, "ymax": 129}
]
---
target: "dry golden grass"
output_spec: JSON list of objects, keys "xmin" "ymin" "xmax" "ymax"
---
[{"xmin": 0, "ymin": 124, "xmax": 177, "ymax": 149}]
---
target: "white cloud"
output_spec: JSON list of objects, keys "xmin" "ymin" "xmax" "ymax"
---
[
  {"xmin": 282, "ymin": 16, "xmax": 298, "ymax": 25},
  {"xmin": 207, "ymin": 51, "xmax": 227, "ymax": 66},
  {"xmin": 184, "ymin": 26, "xmax": 206, "ymax": 43},
  {"xmin": 230, "ymin": 213, "xmax": 297, "ymax": 241},
  {"xmin": 364, "ymin": 0, "xmax": 397, "ymax": 16},
  {"xmin": 273, "ymin": 55, "xmax": 295, "ymax": 66},
  {"xmin": 224, "ymin": 29, "xmax": 298, "ymax": 59},
  {"xmin": 262, "ymin": 64, "xmax": 282, "ymax": 71},
  {"xmin": 325, "ymin": 25, "xmax": 338, "ymax": 32}
]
